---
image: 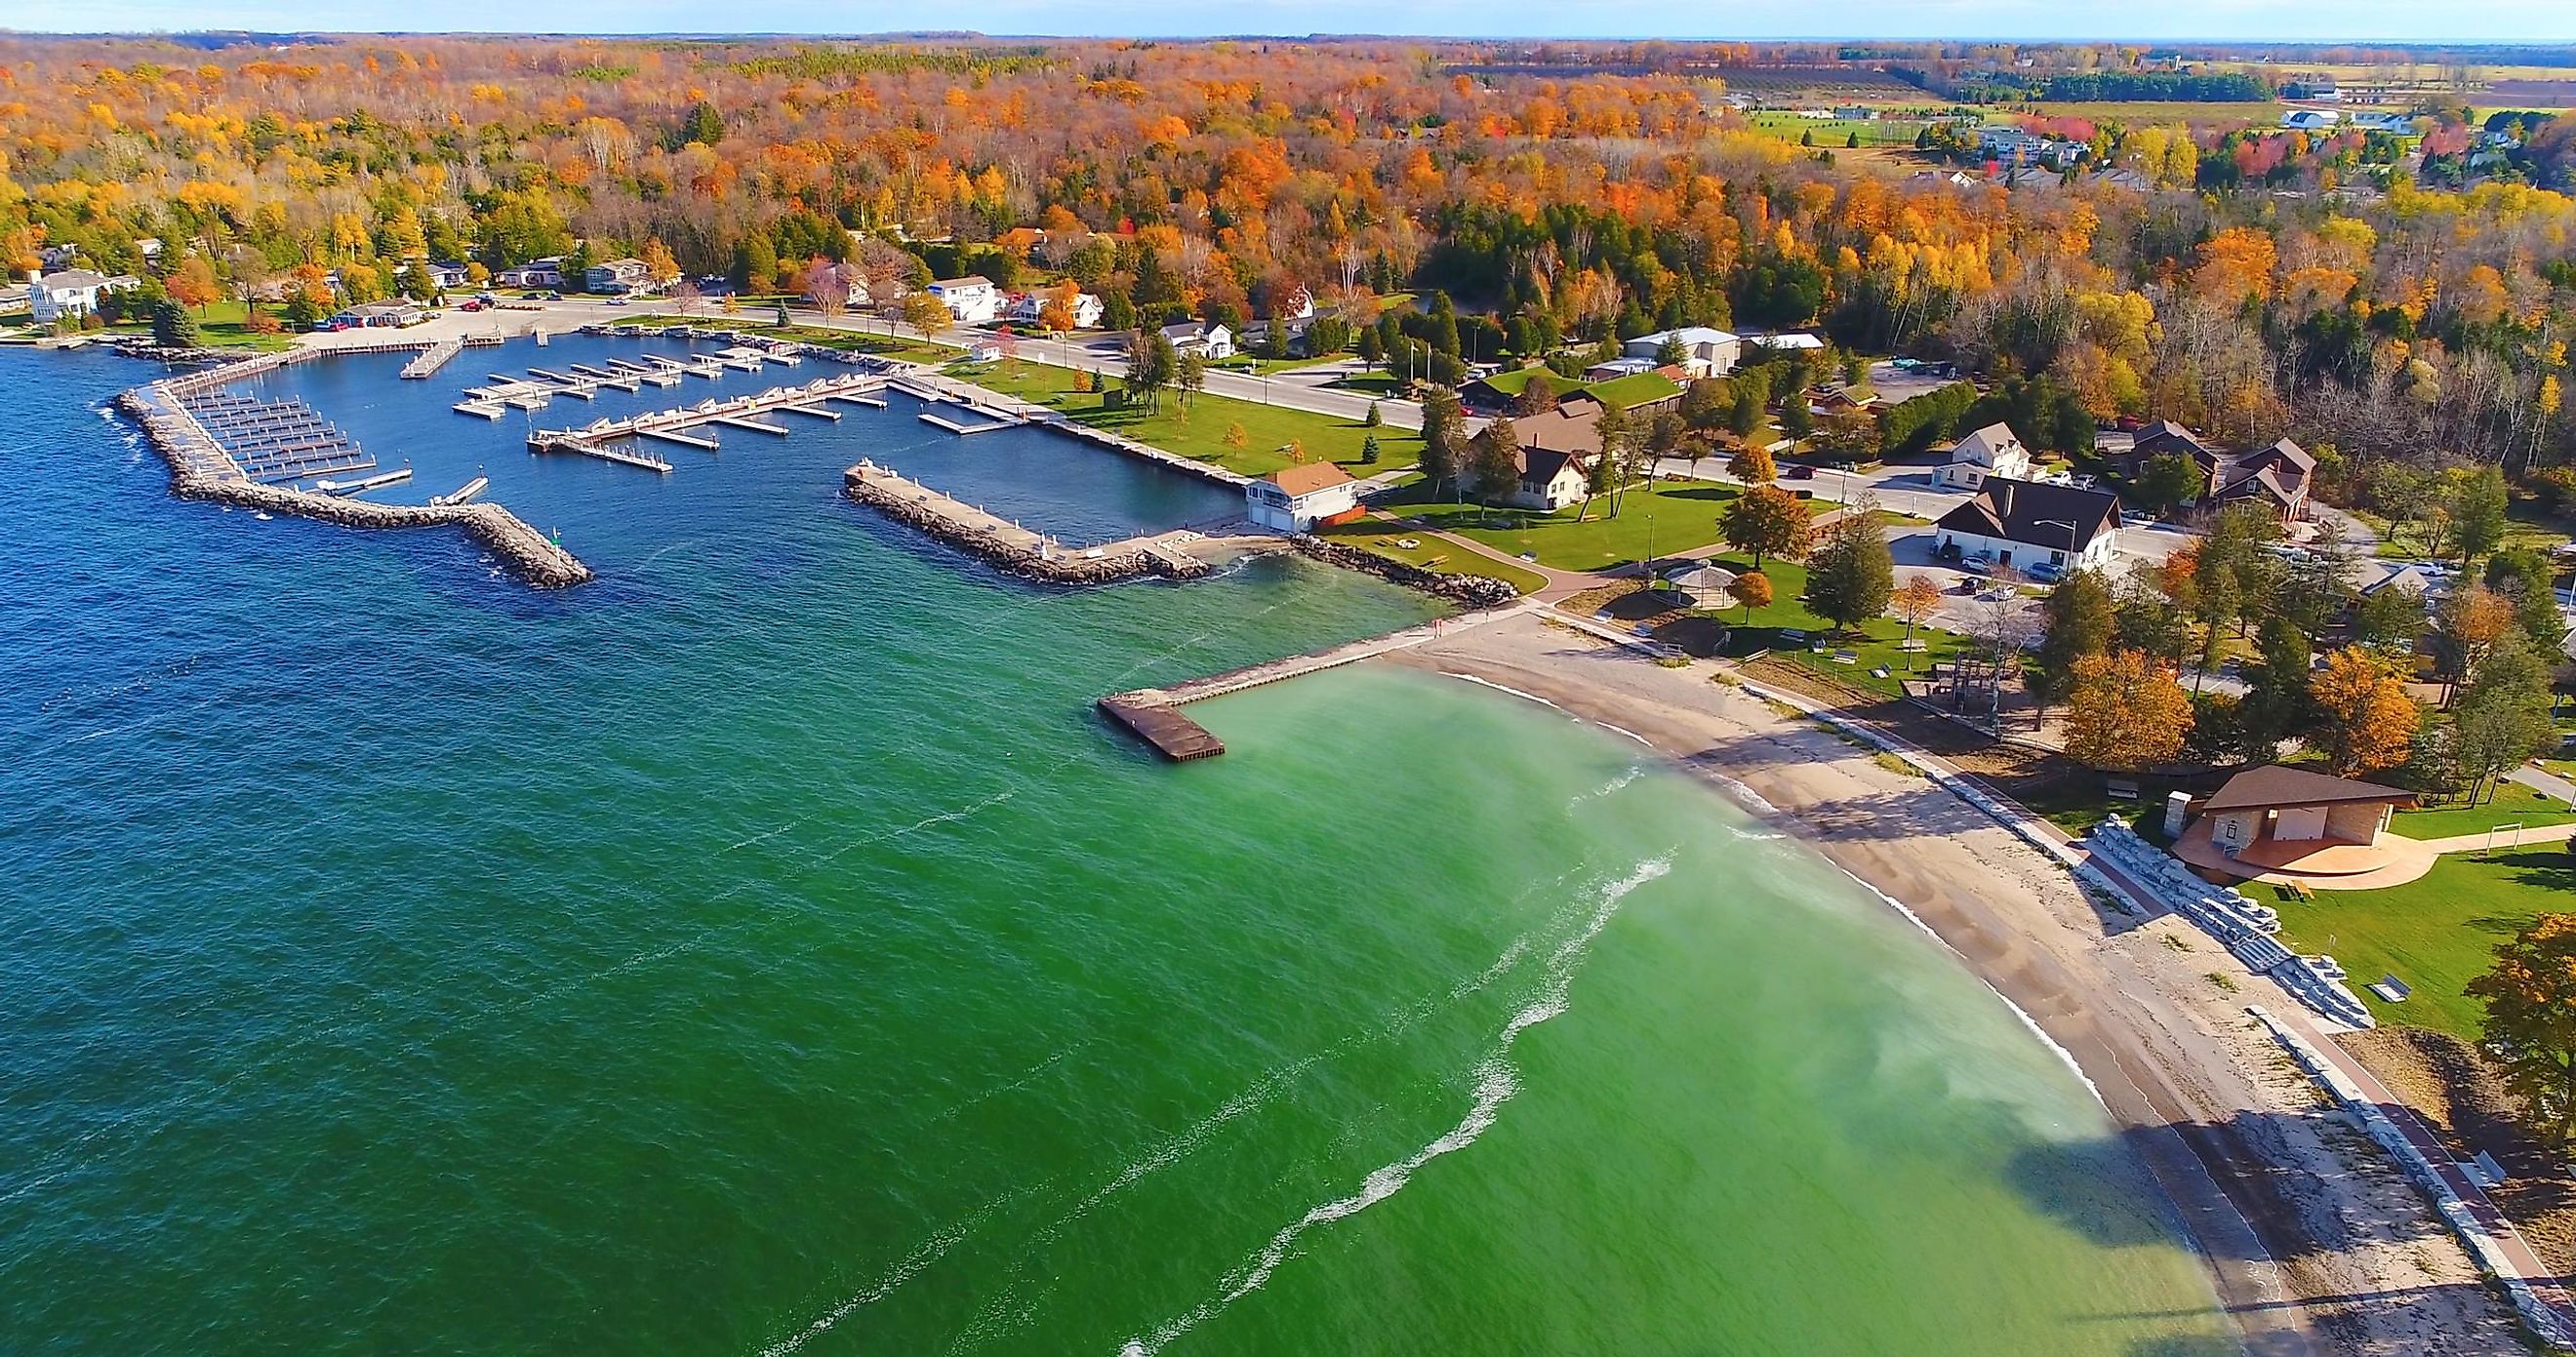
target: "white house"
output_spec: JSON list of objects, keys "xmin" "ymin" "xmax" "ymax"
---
[
  {"xmin": 1932, "ymin": 477, "xmax": 2123, "ymax": 572},
  {"xmin": 1245, "ymin": 460, "xmax": 1360, "ymax": 532},
  {"xmin": 495, "ymin": 259, "xmax": 563, "ymax": 289},
  {"xmin": 1003, "ymin": 290, "xmax": 1102, "ymax": 330},
  {"xmin": 1160, "ymin": 320, "xmax": 1234, "ymax": 360},
  {"xmin": 1932, "ymin": 421, "xmax": 2033, "ymax": 491},
  {"xmin": 2280, "ymin": 109, "xmax": 2343, "ymax": 133},
  {"xmin": 927, "ymin": 275, "xmax": 1000, "ymax": 325},
  {"xmin": 1621, "ymin": 326, "xmax": 1740, "ymax": 379},
  {"xmin": 426, "ymin": 260, "xmax": 471, "ymax": 290},
  {"xmin": 585, "ymin": 258, "xmax": 650, "ymax": 294},
  {"xmin": 27, "ymin": 268, "xmax": 141, "ymax": 323}
]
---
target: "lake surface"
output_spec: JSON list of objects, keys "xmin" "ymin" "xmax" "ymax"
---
[{"xmin": 0, "ymin": 343, "xmax": 2232, "ymax": 1355}]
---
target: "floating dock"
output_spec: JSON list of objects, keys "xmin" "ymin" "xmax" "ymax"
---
[
  {"xmin": 525, "ymin": 374, "xmax": 885, "ymax": 461},
  {"xmin": 400, "ymin": 339, "xmax": 463, "ymax": 379},
  {"xmin": 314, "ymin": 466, "xmax": 414, "ymax": 496},
  {"xmin": 779, "ymin": 404, "xmax": 842, "ymax": 421},
  {"xmin": 640, "ymin": 426, "xmax": 721, "ymax": 451},
  {"xmin": 710, "ymin": 415, "xmax": 790, "ymax": 436},
  {"xmin": 534, "ymin": 440, "xmax": 672, "ymax": 473},
  {"xmin": 430, "ymin": 475, "xmax": 489, "ymax": 506},
  {"xmin": 920, "ymin": 411, "xmax": 1015, "ymax": 435}
]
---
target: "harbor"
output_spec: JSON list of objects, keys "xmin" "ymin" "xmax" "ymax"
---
[
  {"xmin": 523, "ymin": 373, "xmax": 890, "ymax": 460},
  {"xmin": 120, "ymin": 358, "xmax": 593, "ymax": 588}
]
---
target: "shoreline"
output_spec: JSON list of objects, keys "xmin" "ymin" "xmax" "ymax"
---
[{"xmin": 1379, "ymin": 611, "xmax": 2526, "ymax": 1357}]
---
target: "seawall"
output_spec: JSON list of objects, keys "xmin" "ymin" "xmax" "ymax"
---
[
  {"xmin": 842, "ymin": 461, "xmax": 1211, "ymax": 586},
  {"xmin": 1288, "ymin": 536, "xmax": 1520, "ymax": 609}
]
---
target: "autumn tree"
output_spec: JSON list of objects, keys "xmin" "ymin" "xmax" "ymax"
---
[
  {"xmin": 2434, "ymin": 583, "xmax": 2519, "ymax": 706},
  {"xmin": 2064, "ymin": 651, "xmax": 2194, "ymax": 773},
  {"xmin": 802, "ymin": 258, "xmax": 847, "ymax": 324},
  {"xmin": 167, "ymin": 254, "xmax": 221, "ymax": 313},
  {"xmin": 1721, "ymin": 486, "xmax": 1812, "ymax": 569},
  {"xmin": 1890, "ymin": 575, "xmax": 1944, "ymax": 668},
  {"xmin": 641, "ymin": 239, "xmax": 680, "ymax": 291},
  {"xmin": 1511, "ymin": 371, "xmax": 1558, "ymax": 417},
  {"xmin": 2468, "ymin": 915, "xmax": 2576, "ymax": 1143},
  {"xmin": 2310, "ymin": 648, "xmax": 2422, "ymax": 776},
  {"xmin": 1806, "ymin": 511, "xmax": 1895, "ymax": 633},
  {"xmin": 1727, "ymin": 569, "xmax": 1775, "ymax": 623},
  {"xmin": 902, "ymin": 292, "xmax": 951, "ymax": 340},
  {"xmin": 1727, "ymin": 441, "xmax": 1778, "ymax": 485}
]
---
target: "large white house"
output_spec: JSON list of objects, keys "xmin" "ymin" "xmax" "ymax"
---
[
  {"xmin": 1159, "ymin": 319, "xmax": 1233, "ymax": 360},
  {"xmin": 494, "ymin": 258, "xmax": 563, "ymax": 289},
  {"xmin": 1621, "ymin": 326, "xmax": 1740, "ymax": 379},
  {"xmin": 1245, "ymin": 460, "xmax": 1360, "ymax": 532},
  {"xmin": 1003, "ymin": 290, "xmax": 1103, "ymax": 330},
  {"xmin": 27, "ymin": 268, "xmax": 141, "ymax": 323},
  {"xmin": 927, "ymin": 275, "xmax": 1000, "ymax": 325},
  {"xmin": 1933, "ymin": 477, "xmax": 2123, "ymax": 572},
  {"xmin": 1932, "ymin": 421, "xmax": 2033, "ymax": 491},
  {"xmin": 585, "ymin": 258, "xmax": 650, "ymax": 294}
]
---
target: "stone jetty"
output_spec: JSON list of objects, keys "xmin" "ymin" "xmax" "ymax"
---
[
  {"xmin": 842, "ymin": 460, "xmax": 1212, "ymax": 586},
  {"xmin": 119, "ymin": 364, "xmax": 594, "ymax": 589}
]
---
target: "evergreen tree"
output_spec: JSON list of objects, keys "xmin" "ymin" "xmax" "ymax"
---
[
  {"xmin": 1470, "ymin": 416, "xmax": 1522, "ymax": 510},
  {"xmin": 2030, "ymin": 566, "xmax": 2116, "ymax": 714},
  {"xmin": 150, "ymin": 299, "xmax": 200, "ymax": 349},
  {"xmin": 1418, "ymin": 386, "xmax": 1466, "ymax": 497}
]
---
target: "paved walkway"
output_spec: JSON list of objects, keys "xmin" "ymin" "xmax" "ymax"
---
[
  {"xmin": 2415, "ymin": 820, "xmax": 2576, "ymax": 854},
  {"xmin": 2511, "ymin": 762, "xmax": 2576, "ymax": 805}
]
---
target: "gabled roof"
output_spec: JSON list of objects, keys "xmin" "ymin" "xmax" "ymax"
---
[
  {"xmin": 1947, "ymin": 421, "xmax": 2027, "ymax": 465},
  {"xmin": 1627, "ymin": 326, "xmax": 1738, "ymax": 348},
  {"xmin": 1933, "ymin": 476, "xmax": 2122, "ymax": 551},
  {"xmin": 1263, "ymin": 461, "xmax": 1353, "ymax": 496},
  {"xmin": 2131, "ymin": 420, "xmax": 2221, "ymax": 466},
  {"xmin": 37, "ymin": 268, "xmax": 110, "ymax": 290},
  {"xmin": 2200, "ymin": 765, "xmax": 2415, "ymax": 814},
  {"xmin": 932, "ymin": 275, "xmax": 991, "ymax": 288}
]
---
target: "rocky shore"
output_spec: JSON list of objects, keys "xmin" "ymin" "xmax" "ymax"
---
[
  {"xmin": 1289, "ymin": 535, "xmax": 1520, "ymax": 608},
  {"xmin": 843, "ymin": 463, "xmax": 1211, "ymax": 585}
]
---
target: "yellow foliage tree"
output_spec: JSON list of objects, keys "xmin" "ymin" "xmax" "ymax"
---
[
  {"xmin": 2310, "ymin": 648, "xmax": 2421, "ymax": 775},
  {"xmin": 2063, "ymin": 650, "xmax": 2194, "ymax": 773}
]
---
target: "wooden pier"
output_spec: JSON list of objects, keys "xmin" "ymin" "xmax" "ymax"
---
[{"xmin": 526, "ymin": 374, "xmax": 884, "ymax": 460}]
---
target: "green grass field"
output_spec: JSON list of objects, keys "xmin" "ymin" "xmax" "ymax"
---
[
  {"xmin": 1385, "ymin": 477, "xmax": 1739, "ymax": 571},
  {"xmin": 106, "ymin": 299, "xmax": 295, "ymax": 351},
  {"xmin": 1310, "ymin": 522, "xmax": 1549, "ymax": 595},
  {"xmin": 960, "ymin": 361, "xmax": 1422, "ymax": 478},
  {"xmin": 2391, "ymin": 781, "xmax": 2576, "ymax": 840},
  {"xmin": 2273, "ymin": 848, "xmax": 2576, "ymax": 1038},
  {"xmin": 1745, "ymin": 113, "xmax": 1933, "ymax": 147}
]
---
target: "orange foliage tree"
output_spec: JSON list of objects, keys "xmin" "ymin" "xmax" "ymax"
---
[{"xmin": 2309, "ymin": 648, "xmax": 2422, "ymax": 776}]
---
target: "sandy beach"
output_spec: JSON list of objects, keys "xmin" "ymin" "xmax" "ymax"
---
[{"xmin": 1387, "ymin": 612, "xmax": 2524, "ymax": 1357}]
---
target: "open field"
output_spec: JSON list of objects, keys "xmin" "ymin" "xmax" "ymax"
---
[
  {"xmin": 961, "ymin": 361, "xmax": 1423, "ymax": 478},
  {"xmin": 1384, "ymin": 477, "xmax": 1738, "ymax": 572},
  {"xmin": 2273, "ymin": 848, "xmax": 2571, "ymax": 1038},
  {"xmin": 1994, "ymin": 100, "xmax": 2280, "ymax": 129},
  {"xmin": 2392, "ymin": 781, "xmax": 2576, "ymax": 840},
  {"xmin": 1744, "ymin": 112, "xmax": 1935, "ymax": 146},
  {"xmin": 106, "ymin": 299, "xmax": 295, "ymax": 351}
]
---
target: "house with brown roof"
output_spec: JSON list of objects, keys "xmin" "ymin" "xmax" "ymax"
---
[
  {"xmin": 2173, "ymin": 765, "xmax": 2420, "ymax": 885},
  {"xmin": 2113, "ymin": 421, "xmax": 2313, "ymax": 522},
  {"xmin": 1505, "ymin": 399, "xmax": 1609, "ymax": 510},
  {"xmin": 1245, "ymin": 460, "xmax": 1361, "ymax": 533}
]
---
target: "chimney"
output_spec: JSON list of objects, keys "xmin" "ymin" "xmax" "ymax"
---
[{"xmin": 1996, "ymin": 480, "xmax": 2014, "ymax": 517}]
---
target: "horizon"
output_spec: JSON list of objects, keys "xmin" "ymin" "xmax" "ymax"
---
[{"xmin": 17, "ymin": 0, "xmax": 2576, "ymax": 46}]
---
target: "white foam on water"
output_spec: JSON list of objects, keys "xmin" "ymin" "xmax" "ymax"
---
[
  {"xmin": 754, "ymin": 1190, "xmax": 1026, "ymax": 1357},
  {"xmin": 1438, "ymin": 672, "xmax": 1562, "ymax": 711},
  {"xmin": 1565, "ymin": 765, "xmax": 1643, "ymax": 808},
  {"xmin": 1116, "ymin": 855, "xmax": 1672, "ymax": 1357},
  {"xmin": 1709, "ymin": 773, "xmax": 1781, "ymax": 816},
  {"xmin": 721, "ymin": 818, "xmax": 802, "ymax": 853},
  {"xmin": 1593, "ymin": 721, "xmax": 1652, "ymax": 748}
]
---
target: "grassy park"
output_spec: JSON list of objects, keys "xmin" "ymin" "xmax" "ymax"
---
[
  {"xmin": 106, "ymin": 299, "xmax": 296, "ymax": 351},
  {"xmin": 2273, "ymin": 848, "xmax": 2575, "ymax": 1038},
  {"xmin": 2389, "ymin": 781, "xmax": 2576, "ymax": 840},
  {"xmin": 1386, "ymin": 478, "xmax": 1739, "ymax": 571},
  {"xmin": 960, "ymin": 360, "xmax": 1422, "ymax": 479}
]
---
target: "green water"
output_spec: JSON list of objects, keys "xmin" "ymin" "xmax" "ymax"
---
[{"xmin": 0, "ymin": 347, "xmax": 2232, "ymax": 1355}]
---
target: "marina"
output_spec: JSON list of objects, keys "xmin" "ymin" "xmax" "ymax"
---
[{"xmin": 524, "ymin": 373, "xmax": 887, "ymax": 459}]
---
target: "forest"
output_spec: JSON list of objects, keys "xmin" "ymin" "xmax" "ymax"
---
[{"xmin": 8, "ymin": 33, "xmax": 2576, "ymax": 499}]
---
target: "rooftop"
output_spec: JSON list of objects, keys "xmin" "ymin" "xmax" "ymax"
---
[{"xmin": 2200, "ymin": 765, "xmax": 2417, "ymax": 814}]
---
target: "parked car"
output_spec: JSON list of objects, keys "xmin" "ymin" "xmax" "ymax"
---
[
  {"xmin": 1960, "ymin": 553, "xmax": 1994, "ymax": 574},
  {"xmin": 2026, "ymin": 562, "xmax": 2065, "ymax": 583}
]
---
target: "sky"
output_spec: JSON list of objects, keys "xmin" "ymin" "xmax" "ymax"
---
[{"xmin": 22, "ymin": 0, "xmax": 2576, "ymax": 43}]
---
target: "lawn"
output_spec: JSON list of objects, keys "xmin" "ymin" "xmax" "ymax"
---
[
  {"xmin": 2272, "ymin": 849, "xmax": 2576, "ymax": 1038},
  {"xmin": 1745, "ymin": 112, "xmax": 1934, "ymax": 146},
  {"xmin": 959, "ymin": 361, "xmax": 1423, "ymax": 478},
  {"xmin": 2391, "ymin": 780, "xmax": 2576, "ymax": 840},
  {"xmin": 1310, "ymin": 522, "xmax": 1549, "ymax": 595},
  {"xmin": 107, "ymin": 299, "xmax": 295, "ymax": 351},
  {"xmin": 1384, "ymin": 477, "xmax": 1741, "ymax": 571}
]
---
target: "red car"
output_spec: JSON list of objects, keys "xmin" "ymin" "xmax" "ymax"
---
[{"xmin": 1783, "ymin": 463, "xmax": 1816, "ymax": 480}]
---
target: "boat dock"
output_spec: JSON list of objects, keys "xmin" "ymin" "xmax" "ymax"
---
[
  {"xmin": 534, "ymin": 440, "xmax": 673, "ymax": 473},
  {"xmin": 526, "ymin": 374, "xmax": 885, "ymax": 460},
  {"xmin": 920, "ymin": 410, "xmax": 1017, "ymax": 435},
  {"xmin": 121, "ymin": 363, "xmax": 593, "ymax": 589},
  {"xmin": 314, "ymin": 465, "xmax": 414, "ymax": 496},
  {"xmin": 176, "ymin": 391, "xmax": 375, "ymax": 485},
  {"xmin": 1098, "ymin": 698, "xmax": 1226, "ymax": 761},
  {"xmin": 400, "ymin": 339, "xmax": 463, "ymax": 379},
  {"xmin": 430, "ymin": 475, "xmax": 489, "ymax": 506}
]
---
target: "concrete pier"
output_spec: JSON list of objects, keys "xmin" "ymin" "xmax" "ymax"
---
[
  {"xmin": 779, "ymin": 404, "xmax": 842, "ymax": 421},
  {"xmin": 710, "ymin": 415, "xmax": 790, "ymax": 436},
  {"xmin": 640, "ymin": 426, "xmax": 721, "ymax": 451},
  {"xmin": 528, "ymin": 374, "xmax": 883, "ymax": 459},
  {"xmin": 400, "ymin": 339, "xmax": 463, "ymax": 379}
]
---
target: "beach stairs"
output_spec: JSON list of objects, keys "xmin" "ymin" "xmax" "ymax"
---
[{"xmin": 2084, "ymin": 819, "xmax": 2372, "ymax": 1028}]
